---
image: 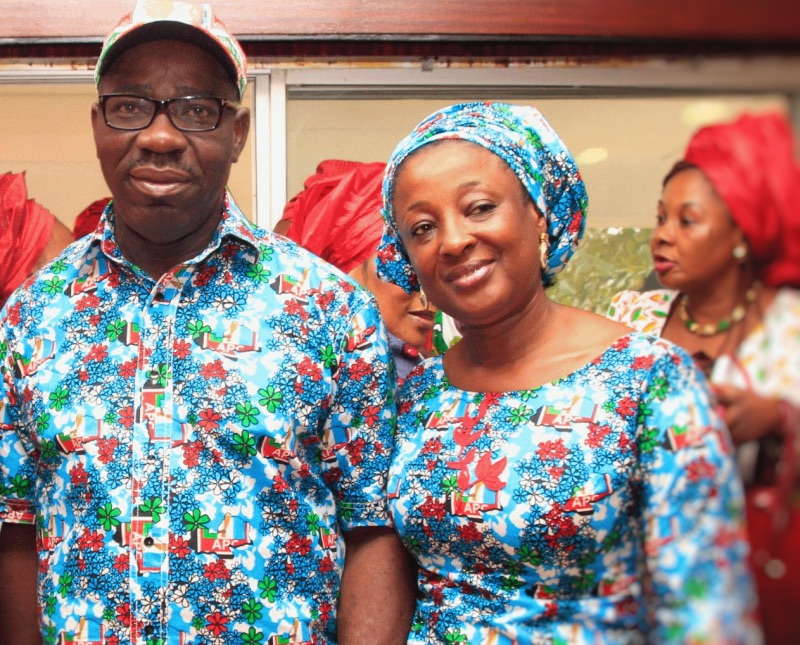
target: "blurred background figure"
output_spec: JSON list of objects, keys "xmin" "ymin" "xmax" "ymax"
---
[
  {"xmin": 608, "ymin": 111, "xmax": 800, "ymax": 644},
  {"xmin": 1, "ymin": 171, "xmax": 73, "ymax": 306},
  {"xmin": 72, "ymin": 196, "xmax": 111, "ymax": 240},
  {"xmin": 278, "ymin": 159, "xmax": 436, "ymax": 380}
]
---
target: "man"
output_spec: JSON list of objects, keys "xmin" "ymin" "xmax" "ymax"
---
[{"xmin": 0, "ymin": 2, "xmax": 415, "ymax": 643}]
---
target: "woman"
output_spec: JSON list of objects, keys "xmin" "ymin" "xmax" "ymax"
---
[
  {"xmin": 1, "ymin": 172, "xmax": 74, "ymax": 307},
  {"xmin": 608, "ymin": 111, "xmax": 800, "ymax": 644},
  {"xmin": 278, "ymin": 158, "xmax": 436, "ymax": 379},
  {"xmin": 377, "ymin": 102, "xmax": 758, "ymax": 644}
]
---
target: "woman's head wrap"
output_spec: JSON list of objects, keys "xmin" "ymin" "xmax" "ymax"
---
[
  {"xmin": 376, "ymin": 102, "xmax": 588, "ymax": 291},
  {"xmin": 280, "ymin": 159, "xmax": 387, "ymax": 274},
  {"xmin": 0, "ymin": 172, "xmax": 56, "ymax": 304},
  {"xmin": 680, "ymin": 111, "xmax": 800, "ymax": 287}
]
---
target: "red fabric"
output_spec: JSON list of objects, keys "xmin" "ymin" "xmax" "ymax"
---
[
  {"xmin": 0, "ymin": 172, "xmax": 55, "ymax": 303},
  {"xmin": 73, "ymin": 197, "xmax": 111, "ymax": 240},
  {"xmin": 683, "ymin": 112, "xmax": 800, "ymax": 288},
  {"xmin": 280, "ymin": 159, "xmax": 387, "ymax": 274}
]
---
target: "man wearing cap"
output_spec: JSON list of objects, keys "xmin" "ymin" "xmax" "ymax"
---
[{"xmin": 0, "ymin": 2, "xmax": 415, "ymax": 643}]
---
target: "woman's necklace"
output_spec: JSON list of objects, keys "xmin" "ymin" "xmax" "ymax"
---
[{"xmin": 679, "ymin": 284, "xmax": 759, "ymax": 337}]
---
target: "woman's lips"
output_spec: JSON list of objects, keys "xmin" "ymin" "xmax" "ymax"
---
[
  {"xmin": 444, "ymin": 260, "xmax": 492, "ymax": 289},
  {"xmin": 653, "ymin": 256, "xmax": 676, "ymax": 274}
]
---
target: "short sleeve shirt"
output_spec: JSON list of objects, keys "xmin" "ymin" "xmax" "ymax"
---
[{"xmin": 0, "ymin": 194, "xmax": 396, "ymax": 644}]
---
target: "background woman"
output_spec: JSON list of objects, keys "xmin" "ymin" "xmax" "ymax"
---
[
  {"xmin": 277, "ymin": 158, "xmax": 436, "ymax": 380},
  {"xmin": 609, "ymin": 111, "xmax": 800, "ymax": 644},
  {"xmin": 377, "ymin": 102, "xmax": 757, "ymax": 644}
]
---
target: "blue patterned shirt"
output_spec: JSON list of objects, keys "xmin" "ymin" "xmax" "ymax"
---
[
  {"xmin": 0, "ymin": 194, "xmax": 396, "ymax": 645},
  {"xmin": 388, "ymin": 333, "xmax": 758, "ymax": 644}
]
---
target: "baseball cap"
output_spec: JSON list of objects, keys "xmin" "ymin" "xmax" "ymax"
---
[{"xmin": 95, "ymin": 0, "xmax": 247, "ymax": 99}]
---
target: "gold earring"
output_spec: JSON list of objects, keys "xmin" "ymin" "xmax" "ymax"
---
[
  {"xmin": 539, "ymin": 232, "xmax": 549, "ymax": 271},
  {"xmin": 732, "ymin": 244, "xmax": 747, "ymax": 261},
  {"xmin": 419, "ymin": 289, "xmax": 429, "ymax": 310}
]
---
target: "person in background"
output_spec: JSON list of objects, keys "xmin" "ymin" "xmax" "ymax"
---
[
  {"xmin": 608, "ymin": 111, "xmax": 800, "ymax": 644},
  {"xmin": 0, "ymin": 2, "xmax": 414, "ymax": 644},
  {"xmin": 0, "ymin": 171, "xmax": 73, "ymax": 306},
  {"xmin": 377, "ymin": 101, "xmax": 758, "ymax": 644},
  {"xmin": 72, "ymin": 196, "xmax": 112, "ymax": 240},
  {"xmin": 278, "ymin": 159, "xmax": 435, "ymax": 380}
]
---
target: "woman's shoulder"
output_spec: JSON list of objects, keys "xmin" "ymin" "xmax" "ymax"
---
[{"xmin": 607, "ymin": 288, "xmax": 677, "ymax": 334}]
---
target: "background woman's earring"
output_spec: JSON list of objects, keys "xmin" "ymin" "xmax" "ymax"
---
[
  {"xmin": 539, "ymin": 232, "xmax": 549, "ymax": 271},
  {"xmin": 419, "ymin": 289, "xmax": 429, "ymax": 310},
  {"xmin": 733, "ymin": 244, "xmax": 747, "ymax": 261}
]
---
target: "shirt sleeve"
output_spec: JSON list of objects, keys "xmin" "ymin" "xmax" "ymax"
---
[
  {"xmin": 321, "ymin": 298, "xmax": 397, "ymax": 531},
  {"xmin": 0, "ymin": 321, "xmax": 38, "ymax": 526},
  {"xmin": 637, "ymin": 344, "xmax": 760, "ymax": 643}
]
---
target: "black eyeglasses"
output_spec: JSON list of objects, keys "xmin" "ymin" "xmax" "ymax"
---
[{"xmin": 98, "ymin": 94, "xmax": 240, "ymax": 132}]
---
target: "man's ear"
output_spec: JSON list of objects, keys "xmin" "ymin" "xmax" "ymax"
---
[{"xmin": 230, "ymin": 108, "xmax": 251, "ymax": 164}]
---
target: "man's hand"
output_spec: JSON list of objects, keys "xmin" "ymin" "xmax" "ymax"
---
[{"xmin": 0, "ymin": 522, "xmax": 41, "ymax": 644}]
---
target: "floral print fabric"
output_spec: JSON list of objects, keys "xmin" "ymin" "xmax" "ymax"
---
[
  {"xmin": 0, "ymin": 194, "xmax": 396, "ymax": 645},
  {"xmin": 388, "ymin": 332, "xmax": 756, "ymax": 644}
]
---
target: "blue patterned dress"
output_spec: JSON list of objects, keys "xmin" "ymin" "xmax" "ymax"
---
[
  {"xmin": 388, "ymin": 333, "xmax": 757, "ymax": 644},
  {"xmin": 0, "ymin": 194, "xmax": 396, "ymax": 645}
]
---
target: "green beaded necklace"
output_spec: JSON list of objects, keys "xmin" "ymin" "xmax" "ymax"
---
[{"xmin": 678, "ymin": 284, "xmax": 758, "ymax": 336}]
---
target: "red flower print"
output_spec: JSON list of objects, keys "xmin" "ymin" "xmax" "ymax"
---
[
  {"xmin": 84, "ymin": 343, "xmax": 109, "ymax": 364},
  {"xmin": 78, "ymin": 369, "xmax": 89, "ymax": 382},
  {"xmin": 286, "ymin": 534, "xmax": 312, "ymax": 556},
  {"xmin": 170, "ymin": 535, "xmax": 191, "ymax": 558},
  {"xmin": 319, "ymin": 556, "xmax": 334, "ymax": 573},
  {"xmin": 615, "ymin": 397, "xmax": 637, "ymax": 418},
  {"xmin": 322, "ymin": 468, "xmax": 343, "ymax": 485},
  {"xmin": 318, "ymin": 600, "xmax": 333, "ymax": 623},
  {"xmin": 317, "ymin": 291, "xmax": 334, "ymax": 310},
  {"xmin": 198, "ymin": 408, "xmax": 221, "ymax": 431},
  {"xmin": 348, "ymin": 358, "xmax": 372, "ymax": 381},
  {"xmin": 285, "ymin": 299, "xmax": 310, "ymax": 320},
  {"xmin": 173, "ymin": 338, "xmax": 192, "ymax": 359},
  {"xmin": 686, "ymin": 456, "xmax": 717, "ymax": 482},
  {"xmin": 116, "ymin": 602, "xmax": 131, "ymax": 627},
  {"xmin": 298, "ymin": 357, "xmax": 322, "ymax": 381},
  {"xmin": 203, "ymin": 559, "xmax": 230, "ymax": 582},
  {"xmin": 457, "ymin": 523, "xmax": 483, "ymax": 543},
  {"xmin": 613, "ymin": 335, "xmax": 631, "ymax": 350},
  {"xmin": 118, "ymin": 405, "xmax": 134, "ymax": 429},
  {"xmin": 586, "ymin": 424, "xmax": 611, "ymax": 449},
  {"xmin": 69, "ymin": 463, "xmax": 89, "ymax": 486},
  {"xmin": 537, "ymin": 439, "xmax": 568, "ymax": 461},
  {"xmin": 200, "ymin": 359, "xmax": 227, "ymax": 380},
  {"xmin": 273, "ymin": 475, "xmax": 290, "ymax": 493},
  {"xmin": 420, "ymin": 496, "xmax": 446, "ymax": 521},
  {"xmin": 362, "ymin": 405, "xmax": 380, "ymax": 427},
  {"xmin": 113, "ymin": 554, "xmax": 127, "ymax": 572},
  {"xmin": 76, "ymin": 293, "xmax": 101, "ymax": 312},
  {"xmin": 422, "ymin": 437, "xmax": 443, "ymax": 454},
  {"xmin": 118, "ymin": 359, "xmax": 136, "ymax": 379},
  {"xmin": 206, "ymin": 610, "xmax": 229, "ymax": 636},
  {"xmin": 632, "ymin": 355, "xmax": 655, "ymax": 371},
  {"xmin": 97, "ymin": 437, "xmax": 119, "ymax": 464}
]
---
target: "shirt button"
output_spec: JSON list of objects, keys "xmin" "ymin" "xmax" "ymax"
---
[{"xmin": 144, "ymin": 537, "xmax": 155, "ymax": 546}]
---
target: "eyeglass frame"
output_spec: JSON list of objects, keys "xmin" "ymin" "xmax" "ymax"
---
[{"xmin": 97, "ymin": 94, "xmax": 241, "ymax": 132}]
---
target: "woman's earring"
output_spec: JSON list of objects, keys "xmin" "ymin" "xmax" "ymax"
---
[
  {"xmin": 732, "ymin": 244, "xmax": 747, "ymax": 261},
  {"xmin": 539, "ymin": 232, "xmax": 549, "ymax": 271},
  {"xmin": 419, "ymin": 289, "xmax": 429, "ymax": 310}
]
